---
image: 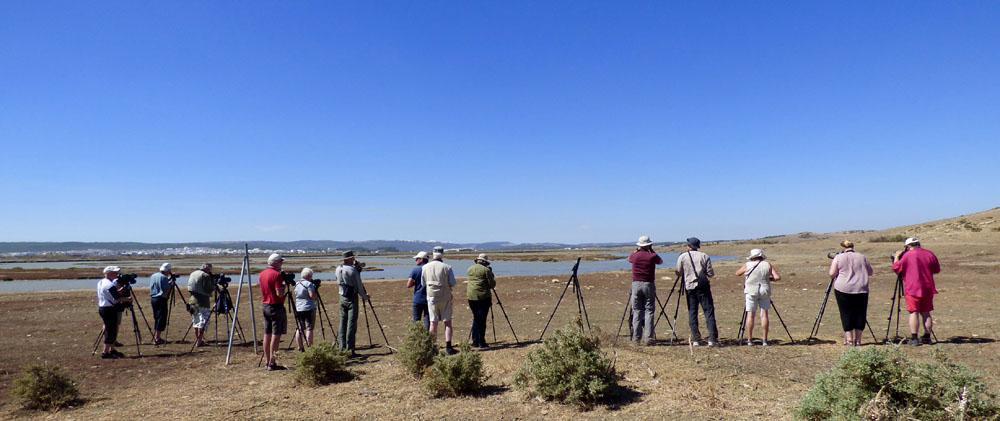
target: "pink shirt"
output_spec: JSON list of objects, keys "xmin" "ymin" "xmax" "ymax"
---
[
  {"xmin": 829, "ymin": 250, "xmax": 874, "ymax": 294},
  {"xmin": 892, "ymin": 247, "xmax": 940, "ymax": 298}
]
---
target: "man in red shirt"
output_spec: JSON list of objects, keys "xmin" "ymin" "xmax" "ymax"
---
[
  {"xmin": 259, "ymin": 253, "xmax": 287, "ymax": 370},
  {"xmin": 627, "ymin": 235, "xmax": 663, "ymax": 345},
  {"xmin": 892, "ymin": 237, "xmax": 941, "ymax": 345}
]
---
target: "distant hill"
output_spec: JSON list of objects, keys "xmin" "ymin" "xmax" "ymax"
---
[{"xmin": 0, "ymin": 240, "xmax": 638, "ymax": 254}]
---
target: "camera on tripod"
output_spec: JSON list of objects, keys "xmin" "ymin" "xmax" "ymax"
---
[
  {"xmin": 353, "ymin": 261, "xmax": 366, "ymax": 271},
  {"xmin": 312, "ymin": 279, "xmax": 323, "ymax": 288},
  {"xmin": 211, "ymin": 273, "xmax": 232, "ymax": 287},
  {"xmin": 280, "ymin": 271, "xmax": 296, "ymax": 285},
  {"xmin": 117, "ymin": 273, "xmax": 139, "ymax": 285},
  {"xmin": 827, "ymin": 251, "xmax": 840, "ymax": 260}
]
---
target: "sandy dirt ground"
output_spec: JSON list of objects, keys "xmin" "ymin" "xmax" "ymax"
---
[{"xmin": 1, "ymin": 209, "xmax": 998, "ymax": 420}]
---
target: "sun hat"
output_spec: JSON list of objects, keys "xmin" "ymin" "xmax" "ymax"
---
[
  {"xmin": 267, "ymin": 253, "xmax": 284, "ymax": 265},
  {"xmin": 160, "ymin": 263, "xmax": 172, "ymax": 272},
  {"xmin": 432, "ymin": 251, "xmax": 444, "ymax": 260},
  {"xmin": 433, "ymin": 246, "xmax": 445, "ymax": 254},
  {"xmin": 636, "ymin": 235, "xmax": 654, "ymax": 247},
  {"xmin": 413, "ymin": 251, "xmax": 429, "ymax": 260},
  {"xmin": 301, "ymin": 267, "xmax": 314, "ymax": 278},
  {"xmin": 103, "ymin": 265, "xmax": 122, "ymax": 274},
  {"xmin": 747, "ymin": 249, "xmax": 765, "ymax": 260},
  {"xmin": 476, "ymin": 253, "xmax": 490, "ymax": 263},
  {"xmin": 904, "ymin": 237, "xmax": 920, "ymax": 246},
  {"xmin": 342, "ymin": 250, "xmax": 356, "ymax": 259},
  {"xmin": 686, "ymin": 237, "xmax": 701, "ymax": 250}
]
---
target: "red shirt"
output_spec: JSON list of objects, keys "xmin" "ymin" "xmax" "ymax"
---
[
  {"xmin": 259, "ymin": 267, "xmax": 285, "ymax": 305},
  {"xmin": 628, "ymin": 251, "xmax": 663, "ymax": 282},
  {"xmin": 892, "ymin": 247, "xmax": 940, "ymax": 298}
]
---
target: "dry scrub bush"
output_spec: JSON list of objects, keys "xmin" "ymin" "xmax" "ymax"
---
[
  {"xmin": 11, "ymin": 364, "xmax": 81, "ymax": 411},
  {"xmin": 397, "ymin": 322, "xmax": 437, "ymax": 378},
  {"xmin": 796, "ymin": 347, "xmax": 999, "ymax": 420},
  {"xmin": 870, "ymin": 234, "xmax": 909, "ymax": 243},
  {"xmin": 514, "ymin": 321, "xmax": 621, "ymax": 409},
  {"xmin": 295, "ymin": 343, "xmax": 352, "ymax": 386},
  {"xmin": 424, "ymin": 343, "xmax": 486, "ymax": 397}
]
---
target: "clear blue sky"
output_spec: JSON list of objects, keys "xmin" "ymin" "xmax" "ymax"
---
[{"xmin": 1, "ymin": 2, "xmax": 998, "ymax": 243}]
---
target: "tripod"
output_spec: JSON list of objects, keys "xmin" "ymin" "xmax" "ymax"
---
[
  {"xmin": 313, "ymin": 286, "xmax": 340, "ymax": 346},
  {"xmin": 884, "ymin": 270, "xmax": 937, "ymax": 344},
  {"xmin": 736, "ymin": 298, "xmax": 795, "ymax": 345},
  {"xmin": 190, "ymin": 280, "xmax": 247, "ymax": 353},
  {"xmin": 361, "ymin": 296, "xmax": 393, "ymax": 352},
  {"xmin": 490, "ymin": 287, "xmax": 519, "ymax": 344},
  {"xmin": 808, "ymin": 277, "xmax": 878, "ymax": 343},
  {"xmin": 539, "ymin": 258, "xmax": 591, "ymax": 341},
  {"xmin": 91, "ymin": 284, "xmax": 143, "ymax": 358},
  {"xmin": 284, "ymin": 281, "xmax": 311, "ymax": 352},
  {"xmin": 225, "ymin": 244, "xmax": 262, "ymax": 365},
  {"xmin": 128, "ymin": 284, "xmax": 155, "ymax": 341},
  {"xmin": 163, "ymin": 276, "xmax": 191, "ymax": 342},
  {"xmin": 613, "ymin": 283, "xmax": 679, "ymax": 348}
]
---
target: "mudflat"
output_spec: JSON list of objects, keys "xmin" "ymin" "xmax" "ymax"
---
[{"xmin": 1, "ymin": 210, "xmax": 998, "ymax": 419}]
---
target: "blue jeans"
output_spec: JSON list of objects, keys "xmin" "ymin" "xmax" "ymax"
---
[
  {"xmin": 631, "ymin": 281, "xmax": 656, "ymax": 342},
  {"xmin": 687, "ymin": 282, "xmax": 718, "ymax": 343},
  {"xmin": 412, "ymin": 302, "xmax": 430, "ymax": 330}
]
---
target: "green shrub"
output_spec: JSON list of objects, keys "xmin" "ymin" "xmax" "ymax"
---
[
  {"xmin": 424, "ymin": 343, "xmax": 486, "ymax": 397},
  {"xmin": 397, "ymin": 322, "xmax": 437, "ymax": 378},
  {"xmin": 870, "ymin": 234, "xmax": 909, "ymax": 243},
  {"xmin": 796, "ymin": 347, "xmax": 999, "ymax": 420},
  {"xmin": 295, "ymin": 342, "xmax": 352, "ymax": 386},
  {"xmin": 514, "ymin": 321, "xmax": 621, "ymax": 408},
  {"xmin": 11, "ymin": 364, "xmax": 81, "ymax": 410}
]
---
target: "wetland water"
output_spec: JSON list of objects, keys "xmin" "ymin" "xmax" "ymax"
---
[{"xmin": 0, "ymin": 254, "xmax": 735, "ymax": 293}]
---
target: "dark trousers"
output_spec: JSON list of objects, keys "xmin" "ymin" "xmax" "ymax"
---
[
  {"xmin": 151, "ymin": 296, "xmax": 168, "ymax": 332},
  {"xmin": 99, "ymin": 306, "xmax": 119, "ymax": 345},
  {"xmin": 412, "ymin": 302, "xmax": 430, "ymax": 330},
  {"xmin": 686, "ymin": 282, "xmax": 718, "ymax": 343},
  {"xmin": 834, "ymin": 290, "xmax": 869, "ymax": 331},
  {"xmin": 469, "ymin": 299, "xmax": 491, "ymax": 346},
  {"xmin": 339, "ymin": 295, "xmax": 359, "ymax": 351}
]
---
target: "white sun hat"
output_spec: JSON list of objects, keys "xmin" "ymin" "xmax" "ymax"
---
[
  {"xmin": 904, "ymin": 237, "xmax": 920, "ymax": 246},
  {"xmin": 160, "ymin": 263, "xmax": 172, "ymax": 272},
  {"xmin": 747, "ymin": 249, "xmax": 765, "ymax": 260},
  {"xmin": 476, "ymin": 253, "xmax": 490, "ymax": 263},
  {"xmin": 103, "ymin": 265, "xmax": 122, "ymax": 274},
  {"xmin": 267, "ymin": 253, "xmax": 284, "ymax": 265},
  {"xmin": 636, "ymin": 235, "xmax": 654, "ymax": 247},
  {"xmin": 413, "ymin": 251, "xmax": 429, "ymax": 259}
]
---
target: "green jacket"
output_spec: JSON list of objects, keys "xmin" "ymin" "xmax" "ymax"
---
[{"xmin": 466, "ymin": 263, "xmax": 496, "ymax": 301}]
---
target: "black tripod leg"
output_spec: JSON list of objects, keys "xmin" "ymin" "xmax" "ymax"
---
[
  {"xmin": 539, "ymin": 276, "xmax": 575, "ymax": 341},
  {"xmin": 810, "ymin": 279, "xmax": 834, "ymax": 339},
  {"xmin": 576, "ymin": 278, "xmax": 592, "ymax": 331},
  {"xmin": 490, "ymin": 304, "xmax": 496, "ymax": 344},
  {"xmin": 770, "ymin": 300, "xmax": 794, "ymax": 344},
  {"xmin": 654, "ymin": 294, "xmax": 677, "ymax": 342},
  {"xmin": 613, "ymin": 290, "xmax": 632, "ymax": 347},
  {"xmin": 866, "ymin": 321, "xmax": 878, "ymax": 344},
  {"xmin": 362, "ymin": 298, "xmax": 373, "ymax": 347},
  {"xmin": 132, "ymin": 300, "xmax": 155, "ymax": 340},
  {"xmin": 738, "ymin": 310, "xmax": 748, "ymax": 343},
  {"xmin": 128, "ymin": 306, "xmax": 142, "ymax": 358},
  {"xmin": 895, "ymin": 279, "xmax": 903, "ymax": 340},
  {"xmin": 492, "ymin": 289, "xmax": 519, "ymax": 344},
  {"xmin": 366, "ymin": 297, "xmax": 392, "ymax": 351},
  {"xmin": 92, "ymin": 327, "xmax": 106, "ymax": 356},
  {"xmin": 884, "ymin": 277, "xmax": 899, "ymax": 343}
]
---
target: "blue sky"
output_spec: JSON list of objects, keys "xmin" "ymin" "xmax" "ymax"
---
[{"xmin": 1, "ymin": 2, "xmax": 998, "ymax": 243}]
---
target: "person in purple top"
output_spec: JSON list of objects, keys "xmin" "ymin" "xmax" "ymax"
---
[
  {"xmin": 407, "ymin": 251, "xmax": 431, "ymax": 329},
  {"xmin": 628, "ymin": 235, "xmax": 663, "ymax": 345}
]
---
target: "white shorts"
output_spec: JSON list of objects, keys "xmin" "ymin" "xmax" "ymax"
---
[
  {"xmin": 745, "ymin": 294, "xmax": 771, "ymax": 312},
  {"xmin": 191, "ymin": 307, "xmax": 211, "ymax": 328},
  {"xmin": 428, "ymin": 299, "xmax": 453, "ymax": 322}
]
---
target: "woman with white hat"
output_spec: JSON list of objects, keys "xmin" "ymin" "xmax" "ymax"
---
[{"xmin": 735, "ymin": 249, "xmax": 781, "ymax": 346}]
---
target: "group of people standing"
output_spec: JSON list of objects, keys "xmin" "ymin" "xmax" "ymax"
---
[{"xmin": 627, "ymin": 235, "xmax": 941, "ymax": 347}]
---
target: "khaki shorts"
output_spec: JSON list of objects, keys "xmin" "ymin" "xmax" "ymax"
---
[
  {"xmin": 191, "ymin": 307, "xmax": 211, "ymax": 329},
  {"xmin": 428, "ymin": 299, "xmax": 453, "ymax": 322}
]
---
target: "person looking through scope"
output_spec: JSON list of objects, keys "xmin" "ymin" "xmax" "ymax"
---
[
  {"xmin": 676, "ymin": 237, "xmax": 719, "ymax": 347},
  {"xmin": 735, "ymin": 249, "xmax": 781, "ymax": 346},
  {"xmin": 407, "ymin": 251, "xmax": 431, "ymax": 330},
  {"xmin": 423, "ymin": 249, "xmax": 459, "ymax": 355},
  {"xmin": 628, "ymin": 235, "xmax": 662, "ymax": 346},
  {"xmin": 97, "ymin": 266, "xmax": 131, "ymax": 359},
  {"xmin": 828, "ymin": 240, "xmax": 873, "ymax": 346},
  {"xmin": 293, "ymin": 267, "xmax": 318, "ymax": 351},
  {"xmin": 187, "ymin": 263, "xmax": 214, "ymax": 347},
  {"xmin": 337, "ymin": 251, "xmax": 368, "ymax": 357},
  {"xmin": 148, "ymin": 262, "xmax": 173, "ymax": 345},
  {"xmin": 466, "ymin": 253, "xmax": 496, "ymax": 349},
  {"xmin": 892, "ymin": 237, "xmax": 940, "ymax": 346},
  {"xmin": 259, "ymin": 253, "xmax": 288, "ymax": 370}
]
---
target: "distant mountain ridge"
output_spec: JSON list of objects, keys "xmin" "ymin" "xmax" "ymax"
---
[{"xmin": 0, "ymin": 240, "xmax": 637, "ymax": 254}]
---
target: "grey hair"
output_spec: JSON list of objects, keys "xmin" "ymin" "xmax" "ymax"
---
[{"xmin": 200, "ymin": 263, "xmax": 213, "ymax": 271}]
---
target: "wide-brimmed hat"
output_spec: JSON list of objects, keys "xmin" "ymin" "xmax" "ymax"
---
[
  {"xmin": 413, "ymin": 251, "xmax": 428, "ymax": 260},
  {"xmin": 475, "ymin": 253, "xmax": 490, "ymax": 263},
  {"xmin": 432, "ymin": 251, "xmax": 444, "ymax": 260},
  {"xmin": 342, "ymin": 250, "xmax": 356, "ymax": 259},
  {"xmin": 904, "ymin": 237, "xmax": 920, "ymax": 246},
  {"xmin": 103, "ymin": 265, "xmax": 122, "ymax": 274},
  {"xmin": 267, "ymin": 253, "xmax": 284, "ymax": 265},
  {"xmin": 636, "ymin": 235, "xmax": 654, "ymax": 247},
  {"xmin": 686, "ymin": 237, "xmax": 701, "ymax": 250},
  {"xmin": 159, "ymin": 263, "xmax": 172, "ymax": 272},
  {"xmin": 747, "ymin": 249, "xmax": 765, "ymax": 260}
]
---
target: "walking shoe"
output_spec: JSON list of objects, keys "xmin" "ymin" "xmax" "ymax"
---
[
  {"xmin": 445, "ymin": 346, "xmax": 459, "ymax": 355},
  {"xmin": 113, "ymin": 341, "xmax": 124, "ymax": 347},
  {"xmin": 746, "ymin": 340, "xmax": 753, "ymax": 347},
  {"xmin": 110, "ymin": 350, "xmax": 125, "ymax": 358},
  {"xmin": 154, "ymin": 339, "xmax": 166, "ymax": 346},
  {"xmin": 101, "ymin": 353, "xmax": 115, "ymax": 359},
  {"xmin": 907, "ymin": 338, "xmax": 921, "ymax": 346},
  {"xmin": 690, "ymin": 340, "xmax": 704, "ymax": 347},
  {"xmin": 761, "ymin": 340, "xmax": 769, "ymax": 347},
  {"xmin": 921, "ymin": 334, "xmax": 933, "ymax": 345},
  {"xmin": 267, "ymin": 363, "xmax": 287, "ymax": 371},
  {"xmin": 707, "ymin": 341, "xmax": 719, "ymax": 348}
]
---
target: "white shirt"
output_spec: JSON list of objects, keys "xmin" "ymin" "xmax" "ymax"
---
[
  {"xmin": 97, "ymin": 278, "xmax": 117, "ymax": 308},
  {"xmin": 421, "ymin": 260, "xmax": 457, "ymax": 303}
]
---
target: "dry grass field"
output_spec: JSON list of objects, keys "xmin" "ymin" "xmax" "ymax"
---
[{"xmin": 1, "ymin": 209, "xmax": 998, "ymax": 420}]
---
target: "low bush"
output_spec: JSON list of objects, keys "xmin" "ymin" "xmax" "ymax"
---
[
  {"xmin": 295, "ymin": 342, "xmax": 352, "ymax": 386},
  {"xmin": 424, "ymin": 343, "xmax": 486, "ymax": 397},
  {"xmin": 796, "ymin": 347, "xmax": 999, "ymax": 420},
  {"xmin": 514, "ymin": 321, "xmax": 621, "ymax": 409},
  {"xmin": 11, "ymin": 364, "xmax": 81, "ymax": 410},
  {"xmin": 397, "ymin": 322, "xmax": 437, "ymax": 378},
  {"xmin": 870, "ymin": 234, "xmax": 909, "ymax": 243}
]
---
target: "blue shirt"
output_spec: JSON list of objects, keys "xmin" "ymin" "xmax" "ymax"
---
[
  {"xmin": 294, "ymin": 280, "xmax": 317, "ymax": 312},
  {"xmin": 410, "ymin": 266, "xmax": 427, "ymax": 304},
  {"xmin": 149, "ymin": 272, "xmax": 171, "ymax": 298}
]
